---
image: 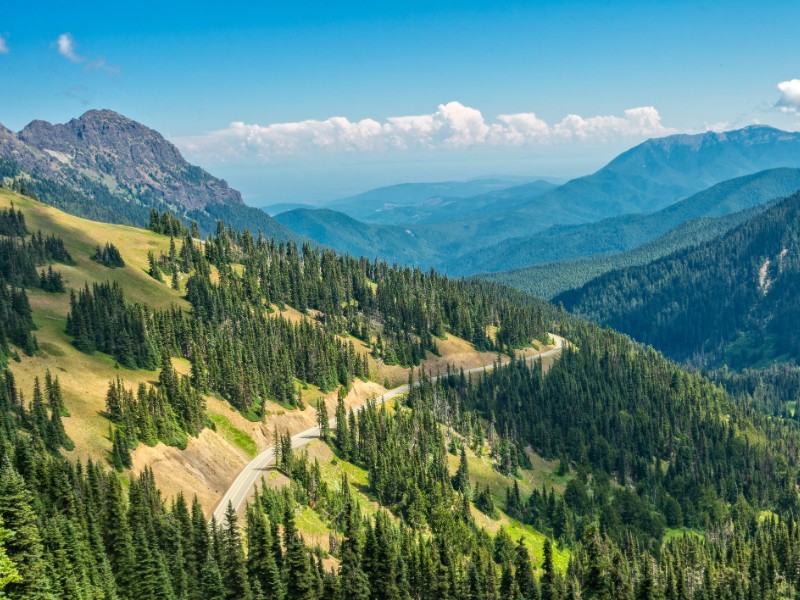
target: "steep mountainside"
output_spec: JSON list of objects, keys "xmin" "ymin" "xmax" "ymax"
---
[
  {"xmin": 512, "ymin": 125, "xmax": 800, "ymax": 224},
  {"xmin": 0, "ymin": 110, "xmax": 292, "ymax": 239},
  {"xmin": 474, "ymin": 167, "xmax": 800, "ymax": 282},
  {"xmin": 556, "ymin": 191, "xmax": 800, "ymax": 368},
  {"xmin": 483, "ymin": 201, "xmax": 773, "ymax": 299}
]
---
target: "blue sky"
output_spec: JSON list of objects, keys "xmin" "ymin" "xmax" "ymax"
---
[{"xmin": 2, "ymin": 0, "xmax": 800, "ymax": 204}]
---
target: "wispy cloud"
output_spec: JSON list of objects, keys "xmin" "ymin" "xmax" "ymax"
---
[
  {"xmin": 54, "ymin": 33, "xmax": 118, "ymax": 74},
  {"xmin": 176, "ymin": 102, "xmax": 674, "ymax": 162},
  {"xmin": 56, "ymin": 33, "xmax": 83, "ymax": 63},
  {"xmin": 776, "ymin": 79, "xmax": 800, "ymax": 114},
  {"xmin": 0, "ymin": 35, "xmax": 9, "ymax": 55}
]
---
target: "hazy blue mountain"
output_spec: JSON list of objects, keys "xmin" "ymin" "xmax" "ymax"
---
[
  {"xmin": 455, "ymin": 168, "xmax": 800, "ymax": 275},
  {"xmin": 325, "ymin": 176, "xmax": 555, "ymax": 224},
  {"xmin": 359, "ymin": 179, "xmax": 559, "ymax": 225},
  {"xmin": 555, "ymin": 190, "xmax": 800, "ymax": 369},
  {"xmin": 276, "ymin": 127, "xmax": 800, "ymax": 273},
  {"xmin": 274, "ymin": 208, "xmax": 435, "ymax": 264},
  {"xmin": 511, "ymin": 125, "xmax": 800, "ymax": 226},
  {"xmin": 261, "ymin": 202, "xmax": 318, "ymax": 215}
]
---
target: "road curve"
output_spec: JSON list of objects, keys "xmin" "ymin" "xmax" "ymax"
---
[{"xmin": 211, "ymin": 336, "xmax": 564, "ymax": 524}]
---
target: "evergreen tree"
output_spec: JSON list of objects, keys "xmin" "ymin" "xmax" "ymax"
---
[
  {"xmin": 453, "ymin": 446, "xmax": 471, "ymax": 498},
  {"xmin": 541, "ymin": 538, "xmax": 556, "ymax": 600},
  {"xmin": 246, "ymin": 501, "xmax": 283, "ymax": 600},
  {"xmin": 0, "ymin": 516, "xmax": 21, "ymax": 593},
  {"xmin": 0, "ymin": 461, "xmax": 54, "ymax": 599},
  {"xmin": 221, "ymin": 502, "xmax": 251, "ymax": 600},
  {"xmin": 514, "ymin": 538, "xmax": 537, "ymax": 600},
  {"xmin": 338, "ymin": 504, "xmax": 369, "ymax": 600},
  {"xmin": 334, "ymin": 389, "xmax": 349, "ymax": 457},
  {"xmin": 317, "ymin": 398, "xmax": 330, "ymax": 442},
  {"xmin": 283, "ymin": 505, "xmax": 314, "ymax": 600}
]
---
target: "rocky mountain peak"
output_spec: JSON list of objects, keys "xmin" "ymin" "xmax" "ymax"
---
[{"xmin": 8, "ymin": 109, "xmax": 243, "ymax": 210}]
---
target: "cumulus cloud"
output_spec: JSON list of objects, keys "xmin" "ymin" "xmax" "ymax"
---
[
  {"xmin": 0, "ymin": 35, "xmax": 8, "ymax": 55},
  {"xmin": 777, "ymin": 79, "xmax": 800, "ymax": 113},
  {"xmin": 176, "ymin": 102, "xmax": 673, "ymax": 162}
]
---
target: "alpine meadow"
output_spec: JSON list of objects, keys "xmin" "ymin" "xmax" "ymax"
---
[{"xmin": 3, "ymin": 3, "xmax": 800, "ymax": 600}]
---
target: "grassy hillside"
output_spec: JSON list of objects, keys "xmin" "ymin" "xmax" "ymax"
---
[
  {"xmin": 0, "ymin": 188, "xmax": 188, "ymax": 459},
  {"xmin": 0, "ymin": 187, "xmax": 555, "ymax": 514}
]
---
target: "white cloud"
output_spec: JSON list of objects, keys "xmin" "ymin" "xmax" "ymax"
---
[
  {"xmin": 0, "ymin": 35, "xmax": 8, "ymax": 55},
  {"xmin": 175, "ymin": 102, "xmax": 674, "ymax": 162},
  {"xmin": 777, "ymin": 79, "xmax": 800, "ymax": 113},
  {"xmin": 54, "ymin": 33, "xmax": 118, "ymax": 73},
  {"xmin": 56, "ymin": 33, "xmax": 84, "ymax": 63}
]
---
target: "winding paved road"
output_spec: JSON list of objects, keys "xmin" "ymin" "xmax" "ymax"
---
[{"xmin": 211, "ymin": 337, "xmax": 564, "ymax": 523}]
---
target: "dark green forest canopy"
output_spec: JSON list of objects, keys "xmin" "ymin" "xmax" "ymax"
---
[{"xmin": 6, "ymin": 302, "xmax": 800, "ymax": 599}]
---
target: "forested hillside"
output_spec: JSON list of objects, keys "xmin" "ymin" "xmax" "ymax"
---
[
  {"xmin": 557, "ymin": 190, "xmax": 800, "ymax": 368},
  {"xmin": 5, "ymin": 187, "xmax": 800, "ymax": 599}
]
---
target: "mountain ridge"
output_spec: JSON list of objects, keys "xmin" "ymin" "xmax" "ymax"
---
[
  {"xmin": 0, "ymin": 108, "xmax": 293, "ymax": 239},
  {"xmin": 5, "ymin": 109, "xmax": 244, "ymax": 210},
  {"xmin": 463, "ymin": 167, "xmax": 800, "ymax": 275}
]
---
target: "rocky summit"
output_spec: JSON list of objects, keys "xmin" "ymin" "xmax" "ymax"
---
[{"xmin": 1, "ymin": 109, "xmax": 242, "ymax": 211}]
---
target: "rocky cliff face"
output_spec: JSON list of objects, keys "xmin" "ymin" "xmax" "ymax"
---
[{"xmin": 5, "ymin": 109, "xmax": 242, "ymax": 210}]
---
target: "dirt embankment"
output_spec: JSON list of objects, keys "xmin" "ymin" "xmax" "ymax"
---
[
  {"xmin": 133, "ymin": 334, "xmax": 560, "ymax": 516},
  {"xmin": 132, "ymin": 378, "xmax": 388, "ymax": 516}
]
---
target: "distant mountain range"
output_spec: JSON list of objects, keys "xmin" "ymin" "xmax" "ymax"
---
[
  {"xmin": 0, "ymin": 109, "xmax": 292, "ymax": 239},
  {"xmin": 279, "ymin": 126, "xmax": 800, "ymax": 274},
  {"xmin": 472, "ymin": 167, "xmax": 800, "ymax": 280},
  {"xmin": 556, "ymin": 190, "xmax": 800, "ymax": 368},
  {"xmin": 512, "ymin": 125, "xmax": 800, "ymax": 224},
  {"xmin": 323, "ymin": 176, "xmax": 557, "ymax": 225}
]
